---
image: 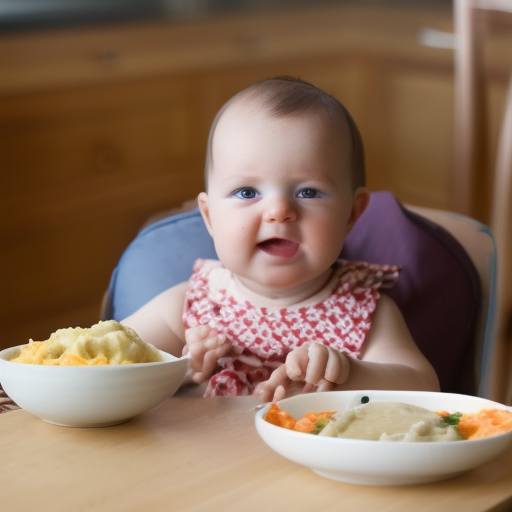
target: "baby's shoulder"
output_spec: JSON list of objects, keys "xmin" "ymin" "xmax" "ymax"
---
[
  {"xmin": 192, "ymin": 258, "xmax": 222, "ymax": 274},
  {"xmin": 189, "ymin": 259, "xmax": 233, "ymax": 294}
]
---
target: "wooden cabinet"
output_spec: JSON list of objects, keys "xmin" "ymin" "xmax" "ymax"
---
[
  {"xmin": 0, "ymin": 3, "xmax": 510, "ymax": 349},
  {"xmin": 0, "ymin": 77, "xmax": 204, "ymax": 347}
]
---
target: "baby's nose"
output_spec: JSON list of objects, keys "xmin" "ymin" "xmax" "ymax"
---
[{"xmin": 262, "ymin": 197, "xmax": 297, "ymax": 223}]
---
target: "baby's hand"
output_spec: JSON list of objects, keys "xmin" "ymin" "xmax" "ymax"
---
[
  {"xmin": 255, "ymin": 343, "xmax": 351, "ymax": 402},
  {"xmin": 183, "ymin": 325, "xmax": 230, "ymax": 383}
]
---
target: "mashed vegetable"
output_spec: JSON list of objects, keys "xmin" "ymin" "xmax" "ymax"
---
[
  {"xmin": 264, "ymin": 402, "xmax": 512, "ymax": 442},
  {"xmin": 264, "ymin": 403, "xmax": 336, "ymax": 433},
  {"xmin": 10, "ymin": 320, "xmax": 163, "ymax": 366},
  {"xmin": 319, "ymin": 402, "xmax": 463, "ymax": 442},
  {"xmin": 438, "ymin": 409, "xmax": 512, "ymax": 440}
]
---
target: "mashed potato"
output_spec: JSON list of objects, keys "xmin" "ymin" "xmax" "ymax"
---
[
  {"xmin": 10, "ymin": 320, "xmax": 164, "ymax": 366},
  {"xmin": 319, "ymin": 402, "xmax": 464, "ymax": 442}
]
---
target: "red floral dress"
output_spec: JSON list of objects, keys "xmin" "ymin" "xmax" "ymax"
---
[{"xmin": 183, "ymin": 259, "xmax": 400, "ymax": 397}]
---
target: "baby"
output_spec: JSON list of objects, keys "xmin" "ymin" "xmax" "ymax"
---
[{"xmin": 122, "ymin": 76, "xmax": 439, "ymax": 401}]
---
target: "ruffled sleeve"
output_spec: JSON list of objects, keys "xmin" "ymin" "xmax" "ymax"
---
[{"xmin": 335, "ymin": 259, "xmax": 401, "ymax": 291}]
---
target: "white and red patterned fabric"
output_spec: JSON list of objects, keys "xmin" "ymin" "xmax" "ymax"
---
[{"xmin": 183, "ymin": 259, "xmax": 400, "ymax": 397}]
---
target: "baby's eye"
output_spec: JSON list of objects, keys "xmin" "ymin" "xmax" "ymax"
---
[
  {"xmin": 297, "ymin": 187, "xmax": 322, "ymax": 199},
  {"xmin": 233, "ymin": 187, "xmax": 258, "ymax": 199}
]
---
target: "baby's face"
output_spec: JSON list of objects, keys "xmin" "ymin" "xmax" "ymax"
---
[{"xmin": 199, "ymin": 105, "xmax": 365, "ymax": 299}]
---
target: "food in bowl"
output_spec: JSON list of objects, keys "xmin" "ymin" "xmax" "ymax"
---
[
  {"xmin": 254, "ymin": 391, "xmax": 512, "ymax": 485},
  {"xmin": 264, "ymin": 401, "xmax": 512, "ymax": 441},
  {"xmin": 438, "ymin": 408, "xmax": 512, "ymax": 440},
  {"xmin": 264, "ymin": 403, "xmax": 336, "ymax": 433},
  {"xmin": 320, "ymin": 402, "xmax": 463, "ymax": 442},
  {"xmin": 9, "ymin": 320, "xmax": 163, "ymax": 366},
  {"xmin": 0, "ymin": 322, "xmax": 189, "ymax": 427}
]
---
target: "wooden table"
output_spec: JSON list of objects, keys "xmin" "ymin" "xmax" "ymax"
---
[{"xmin": 1, "ymin": 395, "xmax": 512, "ymax": 512}]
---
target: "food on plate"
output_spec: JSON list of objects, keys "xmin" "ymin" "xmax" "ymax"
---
[
  {"xmin": 264, "ymin": 402, "xmax": 336, "ymax": 433},
  {"xmin": 438, "ymin": 409, "xmax": 512, "ymax": 440},
  {"xmin": 318, "ymin": 402, "xmax": 463, "ymax": 441},
  {"xmin": 264, "ymin": 402, "xmax": 512, "ymax": 441},
  {"xmin": 10, "ymin": 320, "xmax": 163, "ymax": 366}
]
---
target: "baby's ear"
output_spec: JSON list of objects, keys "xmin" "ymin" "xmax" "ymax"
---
[
  {"xmin": 347, "ymin": 187, "xmax": 370, "ymax": 233},
  {"xmin": 197, "ymin": 192, "xmax": 214, "ymax": 237}
]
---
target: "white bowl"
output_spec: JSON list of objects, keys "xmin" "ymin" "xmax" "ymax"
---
[
  {"xmin": 0, "ymin": 344, "xmax": 189, "ymax": 427},
  {"xmin": 255, "ymin": 390, "xmax": 512, "ymax": 486}
]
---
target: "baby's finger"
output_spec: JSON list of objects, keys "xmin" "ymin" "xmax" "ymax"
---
[
  {"xmin": 302, "ymin": 382, "xmax": 317, "ymax": 394},
  {"xmin": 272, "ymin": 385, "xmax": 286, "ymax": 403},
  {"xmin": 200, "ymin": 342, "xmax": 231, "ymax": 377},
  {"xmin": 253, "ymin": 381, "xmax": 269, "ymax": 402},
  {"xmin": 316, "ymin": 378, "xmax": 336, "ymax": 392},
  {"xmin": 279, "ymin": 381, "xmax": 316, "ymax": 400},
  {"xmin": 185, "ymin": 324, "xmax": 211, "ymax": 343},
  {"xmin": 283, "ymin": 345, "xmax": 309, "ymax": 381},
  {"xmin": 190, "ymin": 371, "xmax": 206, "ymax": 384},
  {"xmin": 204, "ymin": 333, "xmax": 227, "ymax": 350},
  {"xmin": 186, "ymin": 342, "xmax": 208, "ymax": 372},
  {"xmin": 304, "ymin": 343, "xmax": 329, "ymax": 385},
  {"xmin": 324, "ymin": 349, "xmax": 351, "ymax": 385},
  {"xmin": 267, "ymin": 364, "xmax": 290, "ymax": 388},
  {"xmin": 255, "ymin": 365, "xmax": 289, "ymax": 402},
  {"xmin": 254, "ymin": 383, "xmax": 274, "ymax": 403}
]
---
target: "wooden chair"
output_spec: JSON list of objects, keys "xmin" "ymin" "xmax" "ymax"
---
[{"xmin": 454, "ymin": 0, "xmax": 512, "ymax": 403}]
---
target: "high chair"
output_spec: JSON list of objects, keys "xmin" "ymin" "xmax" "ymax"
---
[
  {"xmin": 454, "ymin": 0, "xmax": 512, "ymax": 403},
  {"xmin": 492, "ymin": 73, "xmax": 512, "ymax": 404},
  {"xmin": 103, "ymin": 191, "xmax": 497, "ymax": 399}
]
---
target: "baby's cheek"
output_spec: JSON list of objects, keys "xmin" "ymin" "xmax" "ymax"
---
[{"xmin": 308, "ymin": 218, "xmax": 345, "ymax": 255}]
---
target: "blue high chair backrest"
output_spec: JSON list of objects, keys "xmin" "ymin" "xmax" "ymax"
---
[{"xmin": 105, "ymin": 191, "xmax": 488, "ymax": 396}]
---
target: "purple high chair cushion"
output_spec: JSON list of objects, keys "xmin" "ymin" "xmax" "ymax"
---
[
  {"xmin": 107, "ymin": 191, "xmax": 481, "ymax": 394},
  {"xmin": 341, "ymin": 191, "xmax": 481, "ymax": 394}
]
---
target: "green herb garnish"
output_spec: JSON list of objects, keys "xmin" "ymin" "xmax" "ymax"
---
[{"xmin": 442, "ymin": 412, "xmax": 463, "ymax": 426}]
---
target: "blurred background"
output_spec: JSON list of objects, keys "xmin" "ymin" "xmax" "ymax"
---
[{"xmin": 1, "ymin": 0, "xmax": 511, "ymax": 351}]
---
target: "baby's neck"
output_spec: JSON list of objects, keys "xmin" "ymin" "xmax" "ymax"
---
[{"xmin": 232, "ymin": 268, "xmax": 335, "ymax": 311}]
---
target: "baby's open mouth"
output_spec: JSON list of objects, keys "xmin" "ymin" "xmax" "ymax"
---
[{"xmin": 257, "ymin": 238, "xmax": 299, "ymax": 258}]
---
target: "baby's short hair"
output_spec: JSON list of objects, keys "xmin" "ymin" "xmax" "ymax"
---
[{"xmin": 204, "ymin": 76, "xmax": 366, "ymax": 190}]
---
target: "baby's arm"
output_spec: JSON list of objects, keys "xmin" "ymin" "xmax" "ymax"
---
[
  {"xmin": 256, "ymin": 294, "xmax": 440, "ymax": 402},
  {"xmin": 122, "ymin": 283, "xmax": 232, "ymax": 383},
  {"xmin": 121, "ymin": 282, "xmax": 189, "ymax": 356}
]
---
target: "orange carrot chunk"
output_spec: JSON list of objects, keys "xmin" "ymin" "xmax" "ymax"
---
[
  {"xmin": 457, "ymin": 409, "xmax": 512, "ymax": 440},
  {"xmin": 293, "ymin": 417, "xmax": 316, "ymax": 433}
]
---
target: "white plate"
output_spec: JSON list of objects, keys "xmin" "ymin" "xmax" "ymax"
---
[{"xmin": 254, "ymin": 390, "xmax": 512, "ymax": 486}]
